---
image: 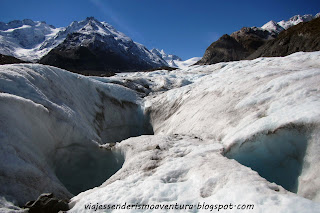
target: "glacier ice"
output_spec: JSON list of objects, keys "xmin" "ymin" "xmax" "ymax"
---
[
  {"xmin": 0, "ymin": 64, "xmax": 152, "ymax": 206},
  {"xmin": 1, "ymin": 52, "xmax": 320, "ymax": 212},
  {"xmin": 69, "ymin": 52, "xmax": 320, "ymax": 212},
  {"xmin": 54, "ymin": 144, "xmax": 124, "ymax": 195},
  {"xmin": 225, "ymin": 125, "xmax": 309, "ymax": 193}
]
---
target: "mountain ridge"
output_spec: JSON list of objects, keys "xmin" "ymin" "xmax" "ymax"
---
[
  {"xmin": 248, "ymin": 16, "xmax": 320, "ymax": 59},
  {"xmin": 150, "ymin": 48, "xmax": 183, "ymax": 68},
  {"xmin": 0, "ymin": 19, "xmax": 61, "ymax": 61},
  {"xmin": 0, "ymin": 17, "xmax": 168, "ymax": 74},
  {"xmin": 196, "ymin": 13, "xmax": 320, "ymax": 65}
]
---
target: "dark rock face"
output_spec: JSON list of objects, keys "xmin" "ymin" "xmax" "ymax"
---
[
  {"xmin": 196, "ymin": 34, "xmax": 248, "ymax": 65},
  {"xmin": 230, "ymin": 27, "xmax": 272, "ymax": 53},
  {"xmin": 0, "ymin": 54, "xmax": 26, "ymax": 65},
  {"xmin": 39, "ymin": 31, "xmax": 163, "ymax": 76},
  {"xmin": 196, "ymin": 28, "xmax": 271, "ymax": 65},
  {"xmin": 248, "ymin": 17, "xmax": 320, "ymax": 59},
  {"xmin": 197, "ymin": 17, "xmax": 320, "ymax": 65},
  {"xmin": 24, "ymin": 193, "xmax": 69, "ymax": 213},
  {"xmin": 39, "ymin": 33, "xmax": 118, "ymax": 76}
]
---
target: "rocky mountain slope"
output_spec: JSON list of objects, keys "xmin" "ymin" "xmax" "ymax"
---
[
  {"xmin": 0, "ymin": 53, "xmax": 25, "ymax": 65},
  {"xmin": 39, "ymin": 17, "xmax": 168, "ymax": 75},
  {"xmin": 195, "ymin": 26, "xmax": 274, "ymax": 65},
  {"xmin": 248, "ymin": 16, "xmax": 320, "ymax": 59},
  {"xmin": 195, "ymin": 33, "xmax": 252, "ymax": 65},
  {"xmin": 196, "ymin": 13, "xmax": 320, "ymax": 65}
]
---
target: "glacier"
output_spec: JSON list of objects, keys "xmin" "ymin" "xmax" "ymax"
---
[
  {"xmin": 0, "ymin": 52, "xmax": 320, "ymax": 212},
  {"xmin": 0, "ymin": 64, "xmax": 152, "ymax": 210}
]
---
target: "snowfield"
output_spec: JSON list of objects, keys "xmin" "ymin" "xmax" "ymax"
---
[{"xmin": 0, "ymin": 52, "xmax": 320, "ymax": 212}]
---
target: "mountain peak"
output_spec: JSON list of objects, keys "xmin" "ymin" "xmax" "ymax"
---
[
  {"xmin": 0, "ymin": 19, "xmax": 51, "ymax": 31},
  {"xmin": 262, "ymin": 13, "xmax": 319, "ymax": 33},
  {"xmin": 38, "ymin": 18, "xmax": 168, "ymax": 73},
  {"xmin": 197, "ymin": 12, "xmax": 320, "ymax": 66},
  {"xmin": 150, "ymin": 48, "xmax": 182, "ymax": 62},
  {"xmin": 0, "ymin": 19, "xmax": 59, "ymax": 59},
  {"xmin": 278, "ymin": 14, "xmax": 314, "ymax": 30},
  {"xmin": 86, "ymin": 16, "xmax": 96, "ymax": 21},
  {"xmin": 84, "ymin": 17, "xmax": 103, "ymax": 26},
  {"xmin": 289, "ymin": 14, "xmax": 313, "ymax": 22},
  {"xmin": 261, "ymin": 20, "xmax": 284, "ymax": 34}
]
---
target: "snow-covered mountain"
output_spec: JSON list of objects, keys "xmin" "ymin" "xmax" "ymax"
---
[
  {"xmin": 248, "ymin": 16, "xmax": 320, "ymax": 59},
  {"xmin": 150, "ymin": 48, "xmax": 182, "ymax": 68},
  {"xmin": 150, "ymin": 48, "xmax": 200, "ymax": 69},
  {"xmin": 39, "ymin": 17, "xmax": 168, "ymax": 74},
  {"xmin": 262, "ymin": 13, "xmax": 319, "ymax": 33},
  {"xmin": 197, "ymin": 13, "xmax": 320, "ymax": 65},
  {"xmin": 0, "ymin": 19, "xmax": 61, "ymax": 61},
  {"xmin": 171, "ymin": 56, "xmax": 201, "ymax": 69},
  {"xmin": 0, "ymin": 17, "xmax": 168, "ymax": 73},
  {"xmin": 150, "ymin": 48, "xmax": 181, "ymax": 62},
  {"xmin": 1, "ymin": 51, "xmax": 320, "ymax": 212}
]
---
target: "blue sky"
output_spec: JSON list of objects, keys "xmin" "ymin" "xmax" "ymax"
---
[{"xmin": 1, "ymin": 0, "xmax": 319, "ymax": 60}]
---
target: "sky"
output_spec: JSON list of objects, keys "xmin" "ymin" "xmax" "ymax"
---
[{"xmin": 0, "ymin": 0, "xmax": 319, "ymax": 60}]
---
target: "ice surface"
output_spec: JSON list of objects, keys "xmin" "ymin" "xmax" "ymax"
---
[
  {"xmin": 1, "ymin": 52, "xmax": 320, "ymax": 212},
  {"xmin": 144, "ymin": 52, "xmax": 320, "ymax": 202},
  {"xmin": 69, "ymin": 52, "xmax": 320, "ymax": 212},
  {"xmin": 0, "ymin": 197, "xmax": 24, "ymax": 213},
  {"xmin": 70, "ymin": 134, "xmax": 320, "ymax": 213},
  {"xmin": 225, "ymin": 127, "xmax": 308, "ymax": 193},
  {"xmin": 0, "ymin": 64, "xmax": 151, "ymax": 206}
]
